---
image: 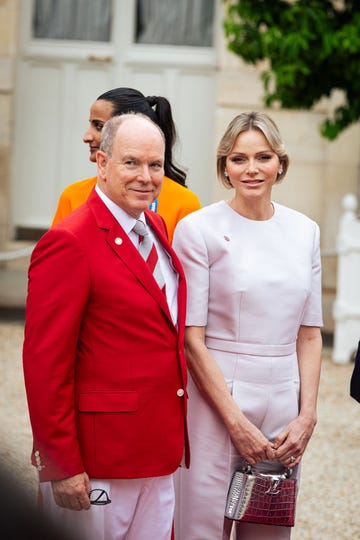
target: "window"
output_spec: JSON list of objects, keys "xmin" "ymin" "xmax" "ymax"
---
[
  {"xmin": 32, "ymin": 0, "xmax": 112, "ymax": 42},
  {"xmin": 136, "ymin": 0, "xmax": 214, "ymax": 47}
]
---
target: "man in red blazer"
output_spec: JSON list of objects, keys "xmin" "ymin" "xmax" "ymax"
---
[{"xmin": 23, "ymin": 113, "xmax": 189, "ymax": 540}]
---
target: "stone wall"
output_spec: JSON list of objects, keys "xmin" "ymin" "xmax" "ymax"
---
[{"xmin": 0, "ymin": 0, "xmax": 19, "ymax": 249}]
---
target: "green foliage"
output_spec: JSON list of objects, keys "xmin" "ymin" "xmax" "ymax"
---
[{"xmin": 223, "ymin": 0, "xmax": 360, "ymax": 139}]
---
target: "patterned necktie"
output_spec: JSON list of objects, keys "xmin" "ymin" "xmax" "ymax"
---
[{"xmin": 132, "ymin": 220, "xmax": 166, "ymax": 293}]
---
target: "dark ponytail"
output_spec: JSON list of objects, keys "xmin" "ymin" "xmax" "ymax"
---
[
  {"xmin": 147, "ymin": 96, "xmax": 187, "ymax": 186},
  {"xmin": 97, "ymin": 87, "xmax": 187, "ymax": 186}
]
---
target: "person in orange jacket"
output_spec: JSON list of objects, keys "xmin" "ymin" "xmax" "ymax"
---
[{"xmin": 52, "ymin": 87, "xmax": 201, "ymax": 242}]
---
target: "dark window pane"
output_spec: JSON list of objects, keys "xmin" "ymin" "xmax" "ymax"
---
[
  {"xmin": 136, "ymin": 0, "xmax": 214, "ymax": 47},
  {"xmin": 32, "ymin": 0, "xmax": 112, "ymax": 42}
]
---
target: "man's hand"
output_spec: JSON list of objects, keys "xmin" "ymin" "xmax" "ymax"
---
[{"xmin": 51, "ymin": 472, "xmax": 92, "ymax": 511}]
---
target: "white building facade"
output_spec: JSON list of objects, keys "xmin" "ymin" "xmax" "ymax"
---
[{"xmin": 1, "ymin": 0, "xmax": 359, "ymax": 336}]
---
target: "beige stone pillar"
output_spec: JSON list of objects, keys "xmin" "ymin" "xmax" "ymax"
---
[{"xmin": 0, "ymin": 0, "xmax": 19, "ymax": 250}]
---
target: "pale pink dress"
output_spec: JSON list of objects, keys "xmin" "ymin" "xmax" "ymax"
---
[{"xmin": 172, "ymin": 201, "xmax": 323, "ymax": 540}]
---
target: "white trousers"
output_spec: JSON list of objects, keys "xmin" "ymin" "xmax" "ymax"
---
[
  {"xmin": 40, "ymin": 475, "xmax": 174, "ymax": 540},
  {"xmin": 174, "ymin": 349, "xmax": 300, "ymax": 540}
]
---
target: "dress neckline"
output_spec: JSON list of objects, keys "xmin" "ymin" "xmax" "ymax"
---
[{"xmin": 222, "ymin": 200, "xmax": 277, "ymax": 223}]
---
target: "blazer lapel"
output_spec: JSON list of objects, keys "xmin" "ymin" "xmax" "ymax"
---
[
  {"xmin": 107, "ymin": 224, "xmax": 174, "ymax": 321},
  {"xmin": 88, "ymin": 191, "xmax": 180, "ymax": 326}
]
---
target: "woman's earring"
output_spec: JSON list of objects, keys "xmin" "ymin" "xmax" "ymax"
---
[
  {"xmin": 278, "ymin": 167, "xmax": 283, "ymax": 175},
  {"xmin": 224, "ymin": 171, "xmax": 229, "ymax": 177}
]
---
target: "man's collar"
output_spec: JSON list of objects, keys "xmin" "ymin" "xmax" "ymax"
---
[{"xmin": 95, "ymin": 184, "xmax": 145, "ymax": 234}]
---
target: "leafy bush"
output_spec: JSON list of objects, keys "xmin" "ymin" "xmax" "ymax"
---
[{"xmin": 223, "ymin": 0, "xmax": 360, "ymax": 139}]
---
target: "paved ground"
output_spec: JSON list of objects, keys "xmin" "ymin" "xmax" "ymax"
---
[{"xmin": 1, "ymin": 314, "xmax": 359, "ymax": 539}]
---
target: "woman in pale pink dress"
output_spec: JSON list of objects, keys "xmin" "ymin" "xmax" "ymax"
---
[{"xmin": 173, "ymin": 111, "xmax": 322, "ymax": 540}]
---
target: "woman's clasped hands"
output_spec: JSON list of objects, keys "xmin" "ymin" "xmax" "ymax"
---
[{"xmin": 230, "ymin": 412, "xmax": 316, "ymax": 469}]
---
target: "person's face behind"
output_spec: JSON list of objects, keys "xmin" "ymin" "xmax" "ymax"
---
[
  {"xmin": 83, "ymin": 99, "xmax": 114, "ymax": 162},
  {"xmin": 97, "ymin": 117, "xmax": 165, "ymax": 218},
  {"xmin": 225, "ymin": 129, "xmax": 280, "ymax": 202}
]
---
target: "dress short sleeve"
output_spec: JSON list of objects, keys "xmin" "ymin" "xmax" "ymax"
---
[
  {"xmin": 300, "ymin": 223, "xmax": 323, "ymax": 327},
  {"xmin": 173, "ymin": 216, "xmax": 209, "ymax": 327}
]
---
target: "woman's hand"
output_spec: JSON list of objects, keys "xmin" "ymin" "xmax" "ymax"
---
[
  {"xmin": 272, "ymin": 413, "xmax": 317, "ymax": 467},
  {"xmin": 228, "ymin": 414, "xmax": 276, "ymax": 466}
]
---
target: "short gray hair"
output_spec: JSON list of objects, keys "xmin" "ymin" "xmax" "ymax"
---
[{"xmin": 100, "ymin": 112, "xmax": 165, "ymax": 157}]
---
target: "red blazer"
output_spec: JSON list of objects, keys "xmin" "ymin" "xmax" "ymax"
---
[{"xmin": 23, "ymin": 190, "xmax": 189, "ymax": 482}]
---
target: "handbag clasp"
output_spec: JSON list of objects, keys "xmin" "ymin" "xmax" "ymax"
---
[{"xmin": 265, "ymin": 479, "xmax": 281, "ymax": 495}]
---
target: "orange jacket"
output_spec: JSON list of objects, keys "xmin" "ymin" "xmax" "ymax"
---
[{"xmin": 52, "ymin": 176, "xmax": 201, "ymax": 243}]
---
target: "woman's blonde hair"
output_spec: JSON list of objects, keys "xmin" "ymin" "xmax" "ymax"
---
[{"xmin": 217, "ymin": 111, "xmax": 289, "ymax": 189}]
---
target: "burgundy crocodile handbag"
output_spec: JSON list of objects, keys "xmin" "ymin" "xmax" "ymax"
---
[{"xmin": 225, "ymin": 465, "xmax": 296, "ymax": 527}]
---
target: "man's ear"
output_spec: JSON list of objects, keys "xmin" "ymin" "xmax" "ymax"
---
[{"xmin": 96, "ymin": 150, "xmax": 108, "ymax": 181}]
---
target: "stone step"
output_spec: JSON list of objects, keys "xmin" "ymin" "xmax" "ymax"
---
[
  {"xmin": 0, "ymin": 268, "xmax": 28, "ymax": 310},
  {"xmin": 0, "ymin": 241, "xmax": 32, "ymax": 312}
]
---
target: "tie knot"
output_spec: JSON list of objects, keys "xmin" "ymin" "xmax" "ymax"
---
[{"xmin": 133, "ymin": 220, "xmax": 148, "ymax": 237}]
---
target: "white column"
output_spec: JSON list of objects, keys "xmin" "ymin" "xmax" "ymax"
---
[{"xmin": 332, "ymin": 194, "xmax": 360, "ymax": 364}]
